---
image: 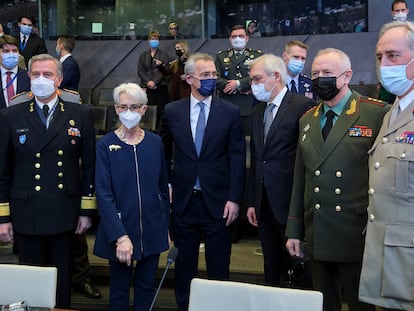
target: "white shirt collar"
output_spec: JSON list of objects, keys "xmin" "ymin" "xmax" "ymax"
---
[
  {"xmin": 60, "ymin": 54, "xmax": 71, "ymax": 63},
  {"xmin": 190, "ymin": 94, "xmax": 212, "ymax": 109},
  {"xmin": 35, "ymin": 95, "xmax": 58, "ymax": 111},
  {"xmin": 398, "ymin": 89, "xmax": 414, "ymax": 111},
  {"xmin": 269, "ymin": 86, "xmax": 288, "ymax": 108},
  {"xmin": 1, "ymin": 66, "xmax": 18, "ymax": 75}
]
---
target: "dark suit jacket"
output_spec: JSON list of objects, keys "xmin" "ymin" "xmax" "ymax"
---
[
  {"xmin": 0, "ymin": 97, "xmax": 95, "ymax": 235},
  {"xmin": 159, "ymin": 97, "xmax": 246, "ymax": 219},
  {"xmin": 285, "ymin": 91, "xmax": 390, "ymax": 262},
  {"xmin": 0, "ymin": 68, "xmax": 31, "ymax": 109},
  {"xmin": 16, "ymin": 33, "xmax": 48, "ymax": 67},
  {"xmin": 60, "ymin": 55, "xmax": 80, "ymax": 91},
  {"xmin": 247, "ymin": 91, "xmax": 316, "ymax": 224}
]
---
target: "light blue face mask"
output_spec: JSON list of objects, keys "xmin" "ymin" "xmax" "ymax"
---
[
  {"xmin": 149, "ymin": 39, "xmax": 159, "ymax": 49},
  {"xmin": 287, "ymin": 58, "xmax": 305, "ymax": 76},
  {"xmin": 380, "ymin": 57, "xmax": 414, "ymax": 96},
  {"xmin": 2, "ymin": 52, "xmax": 19, "ymax": 69},
  {"xmin": 251, "ymin": 74, "xmax": 276, "ymax": 102},
  {"xmin": 20, "ymin": 24, "xmax": 32, "ymax": 36}
]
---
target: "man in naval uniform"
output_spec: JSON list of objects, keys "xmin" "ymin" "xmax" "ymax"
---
[
  {"xmin": 215, "ymin": 24, "xmax": 262, "ymax": 133},
  {"xmin": 285, "ymin": 48, "xmax": 389, "ymax": 311},
  {"xmin": 0, "ymin": 54, "xmax": 96, "ymax": 308}
]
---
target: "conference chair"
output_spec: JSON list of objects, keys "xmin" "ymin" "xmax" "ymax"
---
[
  {"xmin": 0, "ymin": 264, "xmax": 57, "ymax": 309},
  {"xmin": 188, "ymin": 278, "xmax": 323, "ymax": 311}
]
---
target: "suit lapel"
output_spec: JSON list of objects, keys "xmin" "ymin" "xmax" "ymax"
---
[
  {"xmin": 202, "ymin": 98, "xmax": 222, "ymax": 155},
  {"xmin": 38, "ymin": 101, "xmax": 68, "ymax": 150},
  {"xmin": 265, "ymin": 92, "xmax": 291, "ymax": 147},
  {"xmin": 385, "ymin": 100, "xmax": 414, "ymax": 135},
  {"xmin": 24, "ymin": 101, "xmax": 47, "ymax": 136},
  {"xmin": 181, "ymin": 99, "xmax": 197, "ymax": 156},
  {"xmin": 317, "ymin": 92, "xmax": 361, "ymax": 167},
  {"xmin": 252, "ymin": 103, "xmax": 266, "ymax": 148}
]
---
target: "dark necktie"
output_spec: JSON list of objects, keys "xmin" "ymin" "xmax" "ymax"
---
[
  {"xmin": 6, "ymin": 71, "xmax": 15, "ymax": 103},
  {"xmin": 322, "ymin": 110, "xmax": 336, "ymax": 141},
  {"xmin": 290, "ymin": 80, "xmax": 298, "ymax": 93},
  {"xmin": 22, "ymin": 35, "xmax": 26, "ymax": 48},
  {"xmin": 264, "ymin": 103, "xmax": 275, "ymax": 142},
  {"xmin": 194, "ymin": 102, "xmax": 205, "ymax": 189},
  {"xmin": 43, "ymin": 105, "xmax": 50, "ymax": 118}
]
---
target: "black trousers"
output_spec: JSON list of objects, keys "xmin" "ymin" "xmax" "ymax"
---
[
  {"xmin": 172, "ymin": 191, "xmax": 232, "ymax": 311},
  {"xmin": 71, "ymin": 233, "xmax": 92, "ymax": 286},
  {"xmin": 257, "ymin": 190, "xmax": 288, "ymax": 286},
  {"xmin": 15, "ymin": 231, "xmax": 74, "ymax": 308}
]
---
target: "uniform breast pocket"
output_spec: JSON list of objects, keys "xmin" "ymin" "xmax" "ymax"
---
[{"xmin": 385, "ymin": 145, "xmax": 414, "ymax": 193}]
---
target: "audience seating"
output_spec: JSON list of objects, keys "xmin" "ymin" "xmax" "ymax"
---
[
  {"xmin": 188, "ymin": 278, "xmax": 323, "ymax": 311},
  {"xmin": 0, "ymin": 264, "xmax": 57, "ymax": 309}
]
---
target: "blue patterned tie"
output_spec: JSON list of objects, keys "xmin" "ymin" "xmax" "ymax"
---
[
  {"xmin": 194, "ymin": 102, "xmax": 205, "ymax": 156},
  {"xmin": 194, "ymin": 102, "xmax": 205, "ymax": 189}
]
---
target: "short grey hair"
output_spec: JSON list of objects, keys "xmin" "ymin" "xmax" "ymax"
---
[
  {"xmin": 113, "ymin": 83, "xmax": 148, "ymax": 106},
  {"xmin": 379, "ymin": 21, "xmax": 414, "ymax": 52},
  {"xmin": 249, "ymin": 54, "xmax": 287, "ymax": 85},
  {"xmin": 184, "ymin": 52, "xmax": 215, "ymax": 75},
  {"xmin": 28, "ymin": 53, "xmax": 63, "ymax": 77},
  {"xmin": 314, "ymin": 48, "xmax": 352, "ymax": 72}
]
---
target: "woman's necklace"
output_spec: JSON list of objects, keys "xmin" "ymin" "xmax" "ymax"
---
[{"xmin": 115, "ymin": 127, "xmax": 145, "ymax": 145}]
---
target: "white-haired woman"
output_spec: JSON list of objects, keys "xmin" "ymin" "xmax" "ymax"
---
[{"xmin": 93, "ymin": 83, "xmax": 169, "ymax": 311}]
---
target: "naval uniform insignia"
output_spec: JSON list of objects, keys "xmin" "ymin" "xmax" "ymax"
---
[
  {"xmin": 395, "ymin": 131, "xmax": 414, "ymax": 144},
  {"xmin": 223, "ymin": 57, "xmax": 230, "ymax": 63},
  {"xmin": 304, "ymin": 124, "xmax": 310, "ymax": 132},
  {"xmin": 19, "ymin": 134, "xmax": 26, "ymax": 144},
  {"xmin": 69, "ymin": 119, "xmax": 75, "ymax": 126},
  {"xmin": 68, "ymin": 127, "xmax": 81, "ymax": 137}
]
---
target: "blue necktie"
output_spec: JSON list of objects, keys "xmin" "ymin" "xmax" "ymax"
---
[
  {"xmin": 194, "ymin": 102, "xmax": 205, "ymax": 189},
  {"xmin": 194, "ymin": 102, "xmax": 205, "ymax": 155}
]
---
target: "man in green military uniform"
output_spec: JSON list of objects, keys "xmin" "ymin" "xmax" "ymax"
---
[
  {"xmin": 285, "ymin": 48, "xmax": 389, "ymax": 311},
  {"xmin": 215, "ymin": 24, "xmax": 262, "ymax": 132}
]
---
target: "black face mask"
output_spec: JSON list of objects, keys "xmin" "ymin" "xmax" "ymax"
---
[
  {"xmin": 175, "ymin": 50, "xmax": 183, "ymax": 57},
  {"xmin": 312, "ymin": 77, "xmax": 340, "ymax": 101}
]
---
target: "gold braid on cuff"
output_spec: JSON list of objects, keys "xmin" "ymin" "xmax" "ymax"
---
[{"xmin": 81, "ymin": 196, "xmax": 97, "ymax": 210}]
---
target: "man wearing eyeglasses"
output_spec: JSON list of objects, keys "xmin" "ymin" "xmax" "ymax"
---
[
  {"xmin": 215, "ymin": 24, "xmax": 262, "ymax": 133},
  {"xmin": 168, "ymin": 22, "xmax": 180, "ymax": 40},
  {"xmin": 159, "ymin": 52, "xmax": 245, "ymax": 311}
]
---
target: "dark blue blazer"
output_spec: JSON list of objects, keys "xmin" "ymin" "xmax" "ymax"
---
[
  {"xmin": 298, "ymin": 74, "xmax": 315, "ymax": 100},
  {"xmin": 247, "ymin": 92, "xmax": 316, "ymax": 224},
  {"xmin": 0, "ymin": 68, "xmax": 31, "ymax": 109},
  {"xmin": 160, "ymin": 97, "xmax": 246, "ymax": 219},
  {"xmin": 60, "ymin": 55, "xmax": 80, "ymax": 91},
  {"xmin": 15, "ymin": 33, "xmax": 48, "ymax": 67}
]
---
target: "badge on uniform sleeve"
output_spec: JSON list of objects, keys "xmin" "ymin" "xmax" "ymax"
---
[
  {"xmin": 349, "ymin": 126, "xmax": 372, "ymax": 137},
  {"xmin": 19, "ymin": 134, "xmax": 26, "ymax": 144},
  {"xmin": 68, "ymin": 127, "xmax": 81, "ymax": 137}
]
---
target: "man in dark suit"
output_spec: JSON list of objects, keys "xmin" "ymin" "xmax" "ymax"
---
[
  {"xmin": 15, "ymin": 15, "xmax": 48, "ymax": 67},
  {"xmin": 159, "ymin": 52, "xmax": 246, "ymax": 311},
  {"xmin": 282, "ymin": 41, "xmax": 315, "ymax": 100},
  {"xmin": 0, "ymin": 54, "xmax": 96, "ymax": 308},
  {"xmin": 246, "ymin": 54, "xmax": 316, "ymax": 286},
  {"xmin": 57, "ymin": 35, "xmax": 80, "ymax": 91},
  {"xmin": 285, "ymin": 48, "xmax": 389, "ymax": 311},
  {"xmin": 0, "ymin": 35, "xmax": 30, "ymax": 109}
]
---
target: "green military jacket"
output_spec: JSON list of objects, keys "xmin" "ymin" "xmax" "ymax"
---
[{"xmin": 285, "ymin": 91, "xmax": 389, "ymax": 262}]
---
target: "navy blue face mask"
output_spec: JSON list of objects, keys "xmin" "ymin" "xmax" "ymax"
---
[{"xmin": 198, "ymin": 78, "xmax": 216, "ymax": 97}]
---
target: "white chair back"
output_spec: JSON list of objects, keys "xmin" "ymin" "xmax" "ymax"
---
[
  {"xmin": 189, "ymin": 278, "xmax": 323, "ymax": 311},
  {"xmin": 0, "ymin": 264, "xmax": 57, "ymax": 308}
]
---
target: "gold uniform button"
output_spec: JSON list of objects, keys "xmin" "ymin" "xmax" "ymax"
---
[
  {"xmin": 335, "ymin": 188, "xmax": 341, "ymax": 195},
  {"xmin": 315, "ymin": 203, "xmax": 321, "ymax": 210},
  {"xmin": 35, "ymin": 163, "xmax": 41, "ymax": 169},
  {"xmin": 58, "ymin": 150, "xmax": 64, "ymax": 156},
  {"xmin": 369, "ymin": 214, "xmax": 375, "ymax": 221},
  {"xmin": 314, "ymin": 187, "xmax": 320, "ymax": 193},
  {"xmin": 336, "ymin": 171, "xmax": 342, "ymax": 178},
  {"xmin": 381, "ymin": 137, "xmax": 388, "ymax": 144},
  {"xmin": 315, "ymin": 170, "xmax": 321, "ymax": 176},
  {"xmin": 34, "ymin": 174, "xmax": 40, "ymax": 180},
  {"xmin": 58, "ymin": 172, "xmax": 63, "ymax": 178},
  {"xmin": 57, "ymin": 161, "xmax": 63, "ymax": 167},
  {"xmin": 35, "ymin": 153, "xmax": 41, "ymax": 158},
  {"xmin": 401, "ymin": 152, "xmax": 406, "ymax": 159},
  {"xmin": 35, "ymin": 186, "xmax": 41, "ymax": 191},
  {"xmin": 335, "ymin": 205, "xmax": 342, "ymax": 212},
  {"xmin": 368, "ymin": 188, "xmax": 375, "ymax": 195},
  {"xmin": 374, "ymin": 162, "xmax": 380, "ymax": 169},
  {"xmin": 58, "ymin": 184, "xmax": 64, "ymax": 189}
]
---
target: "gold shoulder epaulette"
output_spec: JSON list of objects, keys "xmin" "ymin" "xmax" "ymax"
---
[
  {"xmin": 9, "ymin": 91, "xmax": 34, "ymax": 106},
  {"xmin": 360, "ymin": 97, "xmax": 386, "ymax": 107}
]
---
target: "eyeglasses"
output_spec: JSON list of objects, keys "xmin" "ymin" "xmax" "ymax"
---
[
  {"xmin": 190, "ymin": 71, "xmax": 219, "ymax": 79},
  {"xmin": 116, "ymin": 104, "xmax": 144, "ymax": 112},
  {"xmin": 170, "ymin": 27, "xmax": 177, "ymax": 30}
]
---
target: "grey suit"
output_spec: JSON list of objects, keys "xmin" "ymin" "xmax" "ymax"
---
[{"xmin": 359, "ymin": 100, "xmax": 414, "ymax": 311}]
